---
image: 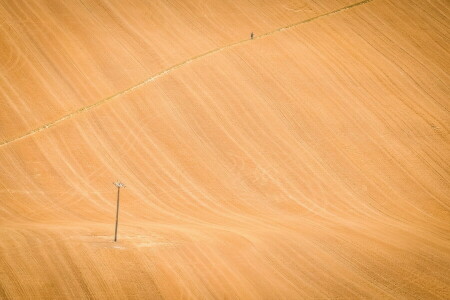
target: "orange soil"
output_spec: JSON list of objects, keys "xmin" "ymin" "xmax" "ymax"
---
[{"xmin": 0, "ymin": 0, "xmax": 449, "ymax": 298}]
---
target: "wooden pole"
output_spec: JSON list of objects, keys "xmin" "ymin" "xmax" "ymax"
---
[{"xmin": 114, "ymin": 186, "xmax": 120, "ymax": 242}]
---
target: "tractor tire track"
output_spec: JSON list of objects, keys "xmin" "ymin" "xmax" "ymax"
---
[{"xmin": 0, "ymin": 0, "xmax": 374, "ymax": 148}]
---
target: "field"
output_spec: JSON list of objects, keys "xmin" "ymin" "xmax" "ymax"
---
[{"xmin": 0, "ymin": 0, "xmax": 449, "ymax": 298}]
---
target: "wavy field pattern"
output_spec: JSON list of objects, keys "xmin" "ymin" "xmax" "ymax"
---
[{"xmin": 0, "ymin": 0, "xmax": 449, "ymax": 298}]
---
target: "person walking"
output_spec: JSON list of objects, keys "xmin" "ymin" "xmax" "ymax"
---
[{"xmin": 251, "ymin": 32, "xmax": 254, "ymax": 40}]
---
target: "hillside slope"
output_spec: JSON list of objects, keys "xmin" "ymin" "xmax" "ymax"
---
[{"xmin": 0, "ymin": 0, "xmax": 449, "ymax": 298}]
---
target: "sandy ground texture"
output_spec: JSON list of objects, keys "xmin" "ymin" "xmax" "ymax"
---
[{"xmin": 0, "ymin": 0, "xmax": 449, "ymax": 298}]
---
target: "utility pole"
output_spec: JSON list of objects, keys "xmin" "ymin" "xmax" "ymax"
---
[{"xmin": 113, "ymin": 181, "xmax": 125, "ymax": 242}]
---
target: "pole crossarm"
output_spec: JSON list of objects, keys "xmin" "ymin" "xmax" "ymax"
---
[{"xmin": 114, "ymin": 181, "xmax": 126, "ymax": 188}]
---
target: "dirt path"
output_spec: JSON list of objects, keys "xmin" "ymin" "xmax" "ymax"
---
[{"xmin": 0, "ymin": 0, "xmax": 374, "ymax": 148}]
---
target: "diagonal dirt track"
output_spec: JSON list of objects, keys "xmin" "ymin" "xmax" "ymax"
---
[{"xmin": 0, "ymin": 0, "xmax": 374, "ymax": 148}]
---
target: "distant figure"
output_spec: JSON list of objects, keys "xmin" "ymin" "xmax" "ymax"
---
[{"xmin": 251, "ymin": 32, "xmax": 254, "ymax": 40}]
